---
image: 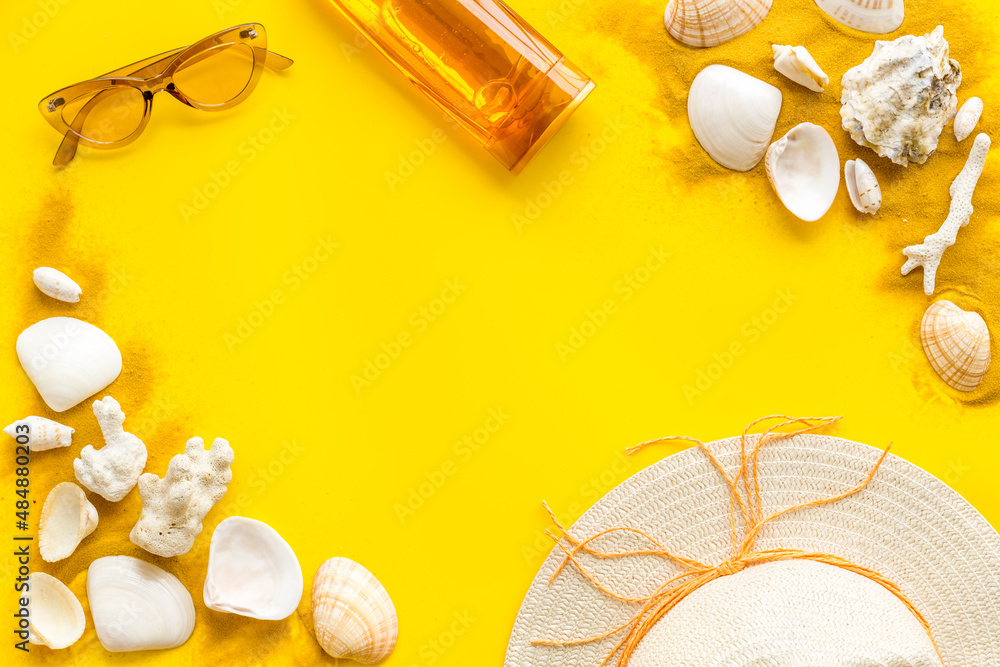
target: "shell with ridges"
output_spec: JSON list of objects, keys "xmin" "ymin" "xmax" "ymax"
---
[
  {"xmin": 3, "ymin": 416, "xmax": 73, "ymax": 451},
  {"xmin": 955, "ymin": 97, "xmax": 984, "ymax": 142},
  {"xmin": 772, "ymin": 45, "xmax": 828, "ymax": 92},
  {"xmin": 765, "ymin": 123, "xmax": 841, "ymax": 221},
  {"xmin": 32, "ymin": 267, "xmax": 81, "ymax": 302},
  {"xmin": 312, "ymin": 557, "xmax": 398, "ymax": 664},
  {"xmin": 814, "ymin": 0, "xmax": 904, "ymax": 34},
  {"xmin": 920, "ymin": 300, "xmax": 991, "ymax": 392},
  {"xmin": 845, "ymin": 158, "xmax": 881, "ymax": 215},
  {"xmin": 27, "ymin": 572, "xmax": 85, "ymax": 649},
  {"xmin": 40, "ymin": 482, "xmax": 98, "ymax": 562},
  {"xmin": 664, "ymin": 0, "xmax": 772, "ymax": 48}
]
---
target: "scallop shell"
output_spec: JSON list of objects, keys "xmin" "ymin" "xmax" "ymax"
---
[
  {"xmin": 40, "ymin": 482, "xmax": 98, "ymax": 563},
  {"xmin": 26, "ymin": 572, "xmax": 86, "ymax": 650},
  {"xmin": 814, "ymin": 0, "xmax": 904, "ymax": 34},
  {"xmin": 664, "ymin": 0, "xmax": 772, "ymax": 48},
  {"xmin": 16, "ymin": 317, "xmax": 122, "ymax": 412},
  {"xmin": 204, "ymin": 516, "xmax": 303, "ymax": 620},
  {"xmin": 772, "ymin": 45, "xmax": 829, "ymax": 92},
  {"xmin": 765, "ymin": 123, "xmax": 840, "ymax": 221},
  {"xmin": 955, "ymin": 97, "xmax": 984, "ymax": 142},
  {"xmin": 87, "ymin": 556, "xmax": 195, "ymax": 652},
  {"xmin": 33, "ymin": 267, "xmax": 81, "ymax": 303},
  {"xmin": 845, "ymin": 158, "xmax": 881, "ymax": 215},
  {"xmin": 688, "ymin": 65, "xmax": 783, "ymax": 171},
  {"xmin": 3, "ymin": 416, "xmax": 74, "ymax": 451},
  {"xmin": 312, "ymin": 557, "xmax": 398, "ymax": 664},
  {"xmin": 920, "ymin": 300, "xmax": 991, "ymax": 392}
]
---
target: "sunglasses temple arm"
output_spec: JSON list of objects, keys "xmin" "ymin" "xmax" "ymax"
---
[{"xmin": 265, "ymin": 50, "xmax": 294, "ymax": 71}]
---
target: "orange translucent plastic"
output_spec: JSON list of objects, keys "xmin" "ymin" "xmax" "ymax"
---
[{"xmin": 37, "ymin": 23, "xmax": 293, "ymax": 166}]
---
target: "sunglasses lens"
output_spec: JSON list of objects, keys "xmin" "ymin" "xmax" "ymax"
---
[
  {"xmin": 62, "ymin": 86, "xmax": 144, "ymax": 144},
  {"xmin": 173, "ymin": 43, "xmax": 255, "ymax": 106}
]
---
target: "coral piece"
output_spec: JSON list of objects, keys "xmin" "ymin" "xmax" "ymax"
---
[
  {"xmin": 664, "ymin": 0, "xmax": 772, "ymax": 48},
  {"xmin": 814, "ymin": 0, "xmax": 903, "ymax": 34},
  {"xmin": 40, "ymin": 482, "xmax": 98, "ymax": 562},
  {"xmin": 33, "ymin": 267, "xmax": 81, "ymax": 302},
  {"xmin": 130, "ymin": 437, "xmax": 234, "ymax": 557},
  {"xmin": 902, "ymin": 133, "xmax": 991, "ymax": 295},
  {"xmin": 772, "ymin": 45, "xmax": 828, "ymax": 92},
  {"xmin": 955, "ymin": 97, "xmax": 984, "ymax": 142},
  {"xmin": 74, "ymin": 396, "xmax": 148, "ymax": 502},
  {"xmin": 921, "ymin": 300, "xmax": 991, "ymax": 391},
  {"xmin": 312, "ymin": 557, "xmax": 398, "ymax": 663},
  {"xmin": 4, "ymin": 416, "xmax": 73, "ymax": 451}
]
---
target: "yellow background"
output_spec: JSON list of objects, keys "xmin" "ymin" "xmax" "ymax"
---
[{"xmin": 2, "ymin": 0, "xmax": 998, "ymax": 664}]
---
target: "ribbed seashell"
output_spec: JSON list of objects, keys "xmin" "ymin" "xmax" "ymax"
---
[
  {"xmin": 40, "ymin": 482, "xmax": 98, "ymax": 563},
  {"xmin": 312, "ymin": 557, "xmax": 398, "ymax": 664},
  {"xmin": 845, "ymin": 158, "xmax": 881, "ymax": 215},
  {"xmin": 204, "ymin": 516, "xmax": 303, "ymax": 620},
  {"xmin": 920, "ymin": 300, "xmax": 991, "ymax": 392},
  {"xmin": 688, "ymin": 65, "xmax": 782, "ymax": 171},
  {"xmin": 87, "ymin": 556, "xmax": 196, "ymax": 652},
  {"xmin": 27, "ymin": 572, "xmax": 86, "ymax": 650},
  {"xmin": 772, "ymin": 45, "xmax": 829, "ymax": 92},
  {"xmin": 765, "ymin": 123, "xmax": 840, "ymax": 221},
  {"xmin": 33, "ymin": 267, "xmax": 81, "ymax": 303},
  {"xmin": 664, "ymin": 0, "xmax": 772, "ymax": 48},
  {"xmin": 814, "ymin": 0, "xmax": 904, "ymax": 34},
  {"xmin": 3, "ymin": 416, "xmax": 73, "ymax": 451},
  {"xmin": 954, "ymin": 97, "xmax": 984, "ymax": 142},
  {"xmin": 16, "ymin": 317, "xmax": 122, "ymax": 413}
]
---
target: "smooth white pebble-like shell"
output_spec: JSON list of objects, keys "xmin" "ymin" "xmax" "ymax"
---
[
  {"xmin": 814, "ymin": 0, "xmax": 904, "ymax": 34},
  {"xmin": 33, "ymin": 267, "xmax": 81, "ymax": 303},
  {"xmin": 664, "ymin": 0, "xmax": 772, "ymax": 48},
  {"xmin": 954, "ymin": 97, "xmax": 984, "ymax": 142},
  {"xmin": 40, "ymin": 482, "xmax": 98, "ymax": 562},
  {"xmin": 920, "ymin": 300, "xmax": 991, "ymax": 392},
  {"xmin": 3, "ymin": 416, "xmax": 74, "ymax": 451},
  {"xmin": 772, "ymin": 45, "xmax": 829, "ymax": 92},
  {"xmin": 845, "ymin": 158, "xmax": 882, "ymax": 215},
  {"xmin": 27, "ymin": 572, "xmax": 86, "ymax": 650},
  {"xmin": 765, "ymin": 123, "xmax": 840, "ymax": 221},
  {"xmin": 312, "ymin": 557, "xmax": 398, "ymax": 664}
]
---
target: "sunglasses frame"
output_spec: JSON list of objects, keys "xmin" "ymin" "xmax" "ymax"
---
[{"xmin": 38, "ymin": 23, "xmax": 293, "ymax": 166}]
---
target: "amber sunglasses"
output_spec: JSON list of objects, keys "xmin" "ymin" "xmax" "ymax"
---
[{"xmin": 38, "ymin": 23, "xmax": 292, "ymax": 166}]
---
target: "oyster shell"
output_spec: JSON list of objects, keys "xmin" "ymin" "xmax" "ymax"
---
[
  {"xmin": 33, "ymin": 267, "xmax": 81, "ymax": 303},
  {"xmin": 772, "ymin": 45, "xmax": 828, "ymax": 92},
  {"xmin": 920, "ymin": 300, "xmax": 991, "ymax": 392},
  {"xmin": 26, "ymin": 572, "xmax": 86, "ymax": 650},
  {"xmin": 3, "ymin": 416, "xmax": 73, "ymax": 451},
  {"xmin": 664, "ymin": 0, "xmax": 772, "ymax": 48},
  {"xmin": 765, "ymin": 123, "xmax": 840, "ymax": 221},
  {"xmin": 814, "ymin": 0, "xmax": 904, "ymax": 34},
  {"xmin": 40, "ymin": 482, "xmax": 98, "ymax": 563},
  {"xmin": 845, "ymin": 158, "xmax": 881, "ymax": 215},
  {"xmin": 312, "ymin": 557, "xmax": 398, "ymax": 664},
  {"xmin": 955, "ymin": 97, "xmax": 984, "ymax": 142}
]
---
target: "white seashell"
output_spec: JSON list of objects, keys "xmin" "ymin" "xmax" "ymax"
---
[
  {"xmin": 845, "ymin": 158, "xmax": 881, "ymax": 215},
  {"xmin": 841, "ymin": 26, "xmax": 961, "ymax": 166},
  {"xmin": 16, "ymin": 317, "xmax": 122, "ymax": 413},
  {"xmin": 3, "ymin": 416, "xmax": 73, "ymax": 451},
  {"xmin": 312, "ymin": 557, "xmax": 398, "ymax": 664},
  {"xmin": 87, "ymin": 556, "xmax": 195, "ymax": 652},
  {"xmin": 32, "ymin": 267, "xmax": 81, "ymax": 303},
  {"xmin": 40, "ymin": 482, "xmax": 98, "ymax": 563},
  {"xmin": 204, "ymin": 516, "xmax": 303, "ymax": 620},
  {"xmin": 26, "ymin": 572, "xmax": 86, "ymax": 649},
  {"xmin": 920, "ymin": 300, "xmax": 991, "ymax": 392},
  {"xmin": 130, "ymin": 436, "xmax": 234, "ymax": 557},
  {"xmin": 772, "ymin": 45, "xmax": 829, "ymax": 92},
  {"xmin": 765, "ymin": 123, "xmax": 841, "ymax": 221},
  {"xmin": 954, "ymin": 97, "xmax": 984, "ymax": 142},
  {"xmin": 814, "ymin": 0, "xmax": 904, "ymax": 34},
  {"xmin": 664, "ymin": 0, "xmax": 772, "ymax": 48},
  {"xmin": 74, "ymin": 396, "xmax": 148, "ymax": 502},
  {"xmin": 688, "ymin": 65, "xmax": 782, "ymax": 172}
]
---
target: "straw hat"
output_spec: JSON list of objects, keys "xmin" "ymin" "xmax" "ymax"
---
[{"xmin": 505, "ymin": 423, "xmax": 1000, "ymax": 666}]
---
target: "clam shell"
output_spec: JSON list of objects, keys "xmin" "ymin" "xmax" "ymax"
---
[
  {"xmin": 920, "ymin": 300, "xmax": 991, "ymax": 392},
  {"xmin": 664, "ymin": 0, "xmax": 772, "ymax": 48},
  {"xmin": 312, "ymin": 557, "xmax": 398, "ymax": 664},
  {"xmin": 40, "ymin": 482, "xmax": 98, "ymax": 563},
  {"xmin": 814, "ymin": 0, "xmax": 904, "ymax": 34},
  {"xmin": 33, "ymin": 267, "xmax": 81, "ymax": 303},
  {"xmin": 688, "ymin": 65, "xmax": 782, "ymax": 171},
  {"xmin": 3, "ymin": 416, "xmax": 73, "ymax": 451},
  {"xmin": 772, "ymin": 45, "xmax": 829, "ymax": 92},
  {"xmin": 955, "ymin": 97, "xmax": 984, "ymax": 142},
  {"xmin": 204, "ymin": 516, "xmax": 303, "ymax": 620},
  {"xmin": 27, "ymin": 572, "xmax": 86, "ymax": 650},
  {"xmin": 16, "ymin": 317, "xmax": 122, "ymax": 413},
  {"xmin": 845, "ymin": 158, "xmax": 881, "ymax": 215},
  {"xmin": 87, "ymin": 556, "xmax": 195, "ymax": 652},
  {"xmin": 765, "ymin": 123, "xmax": 840, "ymax": 221}
]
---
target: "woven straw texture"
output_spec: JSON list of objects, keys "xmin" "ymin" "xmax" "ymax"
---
[{"xmin": 505, "ymin": 434, "xmax": 1000, "ymax": 667}]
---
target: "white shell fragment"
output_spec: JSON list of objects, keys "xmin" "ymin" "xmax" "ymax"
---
[
  {"xmin": 688, "ymin": 65, "xmax": 783, "ymax": 171},
  {"xmin": 40, "ymin": 482, "xmax": 98, "ymax": 563},
  {"xmin": 664, "ymin": 0, "xmax": 772, "ymax": 48},
  {"xmin": 33, "ymin": 267, "xmax": 81, "ymax": 303},
  {"xmin": 312, "ymin": 557, "xmax": 398, "ymax": 664},
  {"xmin": 955, "ymin": 97, "xmax": 984, "ymax": 142},
  {"xmin": 87, "ymin": 556, "xmax": 195, "ymax": 652},
  {"xmin": 26, "ymin": 572, "xmax": 86, "ymax": 650},
  {"xmin": 902, "ymin": 133, "xmax": 991, "ymax": 294},
  {"xmin": 16, "ymin": 317, "xmax": 122, "ymax": 412},
  {"xmin": 4, "ymin": 416, "xmax": 73, "ymax": 451},
  {"xmin": 772, "ymin": 45, "xmax": 829, "ymax": 92},
  {"xmin": 841, "ymin": 26, "xmax": 961, "ymax": 166},
  {"xmin": 74, "ymin": 397, "xmax": 148, "ymax": 502},
  {"xmin": 814, "ymin": 0, "xmax": 904, "ymax": 34},
  {"xmin": 921, "ymin": 300, "xmax": 991, "ymax": 392},
  {"xmin": 845, "ymin": 158, "xmax": 882, "ymax": 215},
  {"xmin": 204, "ymin": 517, "xmax": 303, "ymax": 620},
  {"xmin": 130, "ymin": 437, "xmax": 234, "ymax": 557},
  {"xmin": 765, "ymin": 123, "xmax": 841, "ymax": 221}
]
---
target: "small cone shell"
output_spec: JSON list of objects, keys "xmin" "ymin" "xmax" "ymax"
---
[
  {"xmin": 845, "ymin": 158, "xmax": 881, "ymax": 215},
  {"xmin": 664, "ymin": 0, "xmax": 772, "ymax": 48},
  {"xmin": 312, "ymin": 558, "xmax": 398, "ymax": 664},
  {"xmin": 3, "ymin": 416, "xmax": 74, "ymax": 451},
  {"xmin": 954, "ymin": 97, "xmax": 984, "ymax": 142},
  {"xmin": 33, "ymin": 267, "xmax": 82, "ymax": 303},
  {"xmin": 921, "ymin": 300, "xmax": 991, "ymax": 391},
  {"xmin": 40, "ymin": 482, "xmax": 99, "ymax": 562}
]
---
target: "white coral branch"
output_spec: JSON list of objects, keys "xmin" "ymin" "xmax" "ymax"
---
[
  {"xmin": 130, "ymin": 436, "xmax": 234, "ymax": 557},
  {"xmin": 902, "ymin": 133, "xmax": 991, "ymax": 295},
  {"xmin": 74, "ymin": 396, "xmax": 148, "ymax": 502}
]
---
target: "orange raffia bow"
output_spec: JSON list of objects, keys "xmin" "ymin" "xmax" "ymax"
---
[{"xmin": 532, "ymin": 415, "xmax": 941, "ymax": 667}]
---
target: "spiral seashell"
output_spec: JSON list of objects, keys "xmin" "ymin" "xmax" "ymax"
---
[
  {"xmin": 3, "ymin": 416, "xmax": 73, "ymax": 451},
  {"xmin": 27, "ymin": 572, "xmax": 86, "ymax": 650},
  {"xmin": 765, "ymin": 123, "xmax": 841, "ymax": 221},
  {"xmin": 772, "ymin": 45, "xmax": 828, "ymax": 92},
  {"xmin": 845, "ymin": 158, "xmax": 881, "ymax": 215},
  {"xmin": 312, "ymin": 557, "xmax": 398, "ymax": 663},
  {"xmin": 33, "ymin": 267, "xmax": 81, "ymax": 303},
  {"xmin": 814, "ymin": 0, "xmax": 904, "ymax": 34},
  {"xmin": 954, "ymin": 97, "xmax": 984, "ymax": 142},
  {"xmin": 920, "ymin": 300, "xmax": 991, "ymax": 392},
  {"xmin": 40, "ymin": 482, "xmax": 98, "ymax": 562},
  {"xmin": 664, "ymin": 0, "xmax": 772, "ymax": 48}
]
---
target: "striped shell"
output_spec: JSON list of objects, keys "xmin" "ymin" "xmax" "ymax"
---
[
  {"xmin": 845, "ymin": 158, "xmax": 881, "ymax": 215},
  {"xmin": 664, "ymin": 0, "xmax": 772, "ymax": 48},
  {"xmin": 921, "ymin": 300, "xmax": 991, "ymax": 391},
  {"xmin": 312, "ymin": 558, "xmax": 397, "ymax": 664},
  {"xmin": 813, "ymin": 0, "xmax": 904, "ymax": 34}
]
